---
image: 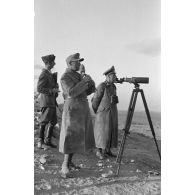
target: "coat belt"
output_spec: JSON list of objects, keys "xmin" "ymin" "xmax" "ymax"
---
[{"xmin": 67, "ymin": 96, "xmax": 87, "ymax": 101}]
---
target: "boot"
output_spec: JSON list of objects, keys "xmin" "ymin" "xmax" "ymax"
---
[
  {"xmin": 44, "ymin": 125, "xmax": 56, "ymax": 148},
  {"xmin": 96, "ymin": 148, "xmax": 104, "ymax": 160},
  {"xmin": 37, "ymin": 124, "xmax": 46, "ymax": 149},
  {"xmin": 37, "ymin": 138, "xmax": 43, "ymax": 149},
  {"xmin": 60, "ymin": 154, "xmax": 72, "ymax": 178},
  {"xmin": 105, "ymin": 148, "xmax": 117, "ymax": 158},
  {"xmin": 68, "ymin": 153, "xmax": 80, "ymax": 171}
]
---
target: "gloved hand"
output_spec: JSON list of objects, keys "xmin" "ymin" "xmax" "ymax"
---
[{"xmin": 83, "ymin": 74, "xmax": 92, "ymax": 82}]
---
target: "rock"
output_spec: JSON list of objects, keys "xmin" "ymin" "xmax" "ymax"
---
[
  {"xmin": 136, "ymin": 169, "xmax": 141, "ymax": 172},
  {"xmin": 79, "ymin": 164, "xmax": 85, "ymax": 168},
  {"xmin": 44, "ymin": 183, "xmax": 52, "ymax": 190},
  {"xmin": 130, "ymin": 159, "xmax": 135, "ymax": 163},
  {"xmin": 148, "ymin": 170, "xmax": 160, "ymax": 176},
  {"xmin": 97, "ymin": 163, "xmax": 103, "ymax": 167},
  {"xmin": 39, "ymin": 156, "xmax": 47, "ymax": 164},
  {"xmin": 101, "ymin": 170, "xmax": 114, "ymax": 178},
  {"xmin": 39, "ymin": 164, "xmax": 45, "ymax": 170},
  {"xmin": 34, "ymin": 179, "xmax": 52, "ymax": 190}
]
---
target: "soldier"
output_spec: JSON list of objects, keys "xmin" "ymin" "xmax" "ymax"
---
[
  {"xmin": 37, "ymin": 54, "xmax": 59, "ymax": 149},
  {"xmin": 59, "ymin": 53, "xmax": 95, "ymax": 178},
  {"xmin": 92, "ymin": 66, "xmax": 119, "ymax": 160}
]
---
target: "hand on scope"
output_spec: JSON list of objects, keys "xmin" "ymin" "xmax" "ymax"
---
[
  {"xmin": 79, "ymin": 64, "xmax": 85, "ymax": 74},
  {"xmin": 83, "ymin": 74, "xmax": 92, "ymax": 82}
]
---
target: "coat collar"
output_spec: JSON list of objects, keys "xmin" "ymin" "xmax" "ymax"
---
[
  {"xmin": 42, "ymin": 68, "xmax": 52, "ymax": 75},
  {"xmin": 65, "ymin": 68, "xmax": 81, "ymax": 81}
]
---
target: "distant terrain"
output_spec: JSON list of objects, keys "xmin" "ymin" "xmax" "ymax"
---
[{"xmin": 117, "ymin": 110, "xmax": 161, "ymax": 140}]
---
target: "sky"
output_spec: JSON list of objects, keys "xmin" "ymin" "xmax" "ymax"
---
[{"xmin": 34, "ymin": 0, "xmax": 161, "ymax": 112}]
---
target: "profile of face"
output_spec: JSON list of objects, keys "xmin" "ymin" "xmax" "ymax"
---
[
  {"xmin": 107, "ymin": 73, "xmax": 117, "ymax": 83},
  {"xmin": 46, "ymin": 61, "xmax": 56, "ymax": 70},
  {"xmin": 70, "ymin": 60, "xmax": 81, "ymax": 71}
]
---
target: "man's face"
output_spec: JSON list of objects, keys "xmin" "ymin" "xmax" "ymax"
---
[
  {"xmin": 70, "ymin": 60, "xmax": 81, "ymax": 71},
  {"xmin": 107, "ymin": 73, "xmax": 117, "ymax": 83},
  {"xmin": 46, "ymin": 61, "xmax": 56, "ymax": 70}
]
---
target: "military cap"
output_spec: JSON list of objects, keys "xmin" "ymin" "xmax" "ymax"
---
[
  {"xmin": 66, "ymin": 53, "xmax": 84, "ymax": 66},
  {"xmin": 41, "ymin": 54, "xmax": 55, "ymax": 64},
  {"xmin": 103, "ymin": 66, "xmax": 116, "ymax": 76}
]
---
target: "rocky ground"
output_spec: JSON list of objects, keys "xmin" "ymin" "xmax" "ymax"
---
[{"xmin": 34, "ymin": 103, "xmax": 161, "ymax": 195}]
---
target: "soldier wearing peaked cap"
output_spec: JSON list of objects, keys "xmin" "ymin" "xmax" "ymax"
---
[
  {"xmin": 92, "ymin": 66, "xmax": 119, "ymax": 160},
  {"xmin": 59, "ymin": 53, "xmax": 96, "ymax": 178},
  {"xmin": 37, "ymin": 54, "xmax": 59, "ymax": 149}
]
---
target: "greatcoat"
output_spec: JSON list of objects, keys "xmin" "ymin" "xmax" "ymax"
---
[
  {"xmin": 92, "ymin": 82, "xmax": 118, "ymax": 149},
  {"xmin": 59, "ymin": 68, "xmax": 95, "ymax": 154}
]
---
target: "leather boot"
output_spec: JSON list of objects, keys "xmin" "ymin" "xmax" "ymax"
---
[
  {"xmin": 44, "ymin": 125, "xmax": 56, "ymax": 148},
  {"xmin": 96, "ymin": 148, "xmax": 104, "ymax": 160},
  {"xmin": 105, "ymin": 148, "xmax": 117, "ymax": 158},
  {"xmin": 60, "ymin": 154, "xmax": 72, "ymax": 178},
  {"xmin": 37, "ymin": 124, "xmax": 45, "ymax": 148},
  {"xmin": 68, "ymin": 153, "xmax": 81, "ymax": 170}
]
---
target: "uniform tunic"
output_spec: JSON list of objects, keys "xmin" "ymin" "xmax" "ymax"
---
[
  {"xmin": 37, "ymin": 69, "xmax": 58, "ymax": 125},
  {"xmin": 92, "ymin": 82, "xmax": 118, "ymax": 149},
  {"xmin": 59, "ymin": 68, "xmax": 95, "ymax": 154}
]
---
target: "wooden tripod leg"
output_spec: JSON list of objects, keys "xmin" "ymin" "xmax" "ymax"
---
[
  {"xmin": 140, "ymin": 89, "xmax": 161, "ymax": 160},
  {"xmin": 116, "ymin": 89, "xmax": 139, "ymax": 176}
]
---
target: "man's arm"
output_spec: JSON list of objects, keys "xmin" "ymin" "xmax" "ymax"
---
[
  {"xmin": 86, "ymin": 79, "xmax": 96, "ymax": 95},
  {"xmin": 37, "ymin": 73, "xmax": 53, "ymax": 95},
  {"xmin": 60, "ymin": 73, "xmax": 88, "ymax": 98}
]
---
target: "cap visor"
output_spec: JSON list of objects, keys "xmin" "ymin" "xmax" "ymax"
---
[{"xmin": 71, "ymin": 58, "xmax": 84, "ymax": 62}]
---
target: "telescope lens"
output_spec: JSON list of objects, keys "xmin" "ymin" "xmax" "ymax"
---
[{"xmin": 132, "ymin": 77, "xmax": 149, "ymax": 84}]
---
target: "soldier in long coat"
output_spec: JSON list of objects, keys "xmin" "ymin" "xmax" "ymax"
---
[
  {"xmin": 59, "ymin": 53, "xmax": 95, "ymax": 178},
  {"xmin": 92, "ymin": 66, "xmax": 119, "ymax": 160},
  {"xmin": 37, "ymin": 54, "xmax": 59, "ymax": 148}
]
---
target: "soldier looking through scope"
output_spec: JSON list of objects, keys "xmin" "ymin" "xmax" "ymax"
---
[{"xmin": 92, "ymin": 66, "xmax": 119, "ymax": 160}]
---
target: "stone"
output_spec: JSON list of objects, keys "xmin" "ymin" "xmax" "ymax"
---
[
  {"xmin": 39, "ymin": 156, "xmax": 47, "ymax": 164},
  {"xmin": 39, "ymin": 164, "xmax": 45, "ymax": 170},
  {"xmin": 101, "ymin": 170, "xmax": 114, "ymax": 178},
  {"xmin": 97, "ymin": 163, "xmax": 103, "ymax": 167}
]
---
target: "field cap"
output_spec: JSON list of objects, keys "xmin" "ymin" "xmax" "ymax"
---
[
  {"xmin": 103, "ymin": 66, "xmax": 116, "ymax": 76},
  {"xmin": 41, "ymin": 54, "xmax": 55, "ymax": 64},
  {"xmin": 66, "ymin": 53, "xmax": 84, "ymax": 66}
]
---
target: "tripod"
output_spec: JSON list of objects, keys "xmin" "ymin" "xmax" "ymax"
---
[{"xmin": 115, "ymin": 83, "xmax": 161, "ymax": 176}]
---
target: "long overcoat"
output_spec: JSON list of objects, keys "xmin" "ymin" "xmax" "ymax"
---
[
  {"xmin": 59, "ymin": 68, "xmax": 95, "ymax": 154},
  {"xmin": 92, "ymin": 82, "xmax": 118, "ymax": 149}
]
